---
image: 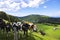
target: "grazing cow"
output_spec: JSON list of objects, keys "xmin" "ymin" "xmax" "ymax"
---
[
  {"xmin": 39, "ymin": 29, "xmax": 46, "ymax": 36},
  {"xmin": 28, "ymin": 23, "xmax": 37, "ymax": 32},
  {"xmin": 17, "ymin": 22, "xmax": 22, "ymax": 31},
  {"xmin": 33, "ymin": 25, "xmax": 37, "ymax": 32},
  {"xmin": 12, "ymin": 22, "xmax": 18, "ymax": 32},
  {"xmin": 22, "ymin": 22, "xmax": 37, "ymax": 36},
  {"xmin": 12, "ymin": 22, "xmax": 22, "ymax": 32},
  {"xmin": 22, "ymin": 22, "xmax": 30, "ymax": 35},
  {"xmin": 12, "ymin": 22, "xmax": 18, "ymax": 40}
]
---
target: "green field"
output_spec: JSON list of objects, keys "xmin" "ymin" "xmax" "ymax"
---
[
  {"xmin": 36, "ymin": 24, "xmax": 60, "ymax": 40},
  {"xmin": 0, "ymin": 24, "xmax": 60, "ymax": 40}
]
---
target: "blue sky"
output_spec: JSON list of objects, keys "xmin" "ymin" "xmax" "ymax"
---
[{"xmin": 0, "ymin": 0, "xmax": 60, "ymax": 17}]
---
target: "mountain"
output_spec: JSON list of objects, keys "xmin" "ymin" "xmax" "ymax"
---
[
  {"xmin": 0, "ymin": 11, "xmax": 60, "ymax": 24},
  {"xmin": 19, "ymin": 14, "xmax": 49, "ymax": 23},
  {"xmin": 19, "ymin": 14, "xmax": 60, "ymax": 24}
]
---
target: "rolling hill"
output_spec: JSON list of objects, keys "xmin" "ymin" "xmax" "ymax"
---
[
  {"xmin": 19, "ymin": 14, "xmax": 49, "ymax": 23},
  {"xmin": 0, "ymin": 11, "xmax": 20, "ymax": 22},
  {"xmin": 19, "ymin": 14, "xmax": 60, "ymax": 24},
  {"xmin": 0, "ymin": 11, "xmax": 60, "ymax": 40}
]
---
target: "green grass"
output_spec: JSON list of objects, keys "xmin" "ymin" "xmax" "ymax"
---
[
  {"xmin": 35, "ymin": 24, "xmax": 60, "ymax": 40},
  {"xmin": 0, "ymin": 24, "xmax": 60, "ymax": 40}
]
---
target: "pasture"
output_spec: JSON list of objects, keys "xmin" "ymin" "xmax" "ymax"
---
[{"xmin": 0, "ymin": 24, "xmax": 60, "ymax": 40}]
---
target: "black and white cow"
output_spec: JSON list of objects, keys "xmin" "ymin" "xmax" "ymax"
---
[
  {"xmin": 22, "ymin": 22, "xmax": 37, "ymax": 36},
  {"xmin": 12, "ymin": 22, "xmax": 22, "ymax": 32},
  {"xmin": 22, "ymin": 22, "xmax": 30, "ymax": 35}
]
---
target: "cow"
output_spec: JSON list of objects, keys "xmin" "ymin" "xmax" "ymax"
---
[
  {"xmin": 39, "ymin": 29, "xmax": 46, "ymax": 36},
  {"xmin": 12, "ymin": 22, "xmax": 18, "ymax": 32},
  {"xmin": 22, "ymin": 22, "xmax": 37, "ymax": 36},
  {"xmin": 6, "ymin": 23, "xmax": 11, "ymax": 33},
  {"xmin": 28, "ymin": 23, "xmax": 37, "ymax": 32},
  {"xmin": 22, "ymin": 22, "xmax": 30, "ymax": 36},
  {"xmin": 17, "ymin": 22, "xmax": 22, "ymax": 31},
  {"xmin": 12, "ymin": 22, "xmax": 22, "ymax": 32},
  {"xmin": 0, "ymin": 18, "xmax": 6, "ymax": 32}
]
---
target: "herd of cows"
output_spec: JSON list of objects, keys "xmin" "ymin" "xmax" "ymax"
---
[
  {"xmin": 0, "ymin": 18, "xmax": 37, "ymax": 35},
  {"xmin": 0, "ymin": 18, "xmax": 46, "ymax": 38}
]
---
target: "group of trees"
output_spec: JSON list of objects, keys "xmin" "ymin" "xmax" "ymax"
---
[
  {"xmin": 0, "ymin": 11, "xmax": 8, "ymax": 20},
  {"xmin": 38, "ymin": 17, "xmax": 60, "ymax": 25}
]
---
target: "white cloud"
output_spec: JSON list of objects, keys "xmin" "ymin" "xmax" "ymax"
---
[
  {"xmin": 0, "ymin": 0, "xmax": 21, "ymax": 11},
  {"xmin": 28, "ymin": 0, "xmax": 42, "ymax": 7},
  {"xmin": 20, "ymin": 1, "xmax": 28, "ymax": 8},
  {"xmin": 0, "ymin": 0, "xmax": 48, "ymax": 11},
  {"xmin": 20, "ymin": 0, "xmax": 46, "ymax": 8}
]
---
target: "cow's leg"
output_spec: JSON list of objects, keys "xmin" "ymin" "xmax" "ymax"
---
[
  {"xmin": 26, "ymin": 30, "xmax": 28, "ymax": 37},
  {"xmin": 24, "ymin": 30, "xmax": 25, "ymax": 35},
  {"xmin": 1, "ymin": 27, "xmax": 4, "ymax": 34}
]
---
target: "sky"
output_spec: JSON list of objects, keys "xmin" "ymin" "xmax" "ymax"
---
[{"xmin": 0, "ymin": 0, "xmax": 60, "ymax": 17}]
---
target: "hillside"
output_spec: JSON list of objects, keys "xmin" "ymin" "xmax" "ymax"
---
[
  {"xmin": 0, "ymin": 11, "xmax": 60, "ymax": 24},
  {"xmin": 0, "ymin": 11, "xmax": 60, "ymax": 40},
  {"xmin": 0, "ymin": 11, "xmax": 20, "ymax": 22},
  {"xmin": 19, "ymin": 14, "xmax": 60, "ymax": 24},
  {"xmin": 19, "ymin": 14, "xmax": 49, "ymax": 23}
]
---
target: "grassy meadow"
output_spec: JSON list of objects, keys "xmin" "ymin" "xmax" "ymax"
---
[{"xmin": 0, "ymin": 24, "xmax": 60, "ymax": 40}]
